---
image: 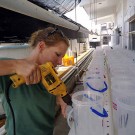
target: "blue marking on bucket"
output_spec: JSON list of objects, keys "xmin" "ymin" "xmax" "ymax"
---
[
  {"xmin": 90, "ymin": 107, "xmax": 108, "ymax": 117},
  {"xmin": 87, "ymin": 76, "xmax": 101, "ymax": 79},
  {"xmin": 86, "ymin": 81, "xmax": 108, "ymax": 93},
  {"xmin": 83, "ymin": 93, "xmax": 108, "ymax": 117},
  {"xmin": 83, "ymin": 94, "xmax": 95, "ymax": 101}
]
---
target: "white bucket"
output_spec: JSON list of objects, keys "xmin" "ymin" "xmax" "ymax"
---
[
  {"xmin": 111, "ymin": 80, "xmax": 135, "ymax": 135},
  {"xmin": 67, "ymin": 91, "xmax": 108, "ymax": 135},
  {"xmin": 116, "ymin": 95, "xmax": 135, "ymax": 135}
]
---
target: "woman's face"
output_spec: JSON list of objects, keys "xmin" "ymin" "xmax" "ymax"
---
[{"xmin": 39, "ymin": 41, "xmax": 68, "ymax": 67}]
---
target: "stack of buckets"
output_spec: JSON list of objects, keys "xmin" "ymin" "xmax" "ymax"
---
[
  {"xmin": 68, "ymin": 47, "xmax": 108, "ymax": 135},
  {"xmin": 103, "ymin": 45, "xmax": 135, "ymax": 135}
]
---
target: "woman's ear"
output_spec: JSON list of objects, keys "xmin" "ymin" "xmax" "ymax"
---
[{"xmin": 38, "ymin": 41, "xmax": 46, "ymax": 51}]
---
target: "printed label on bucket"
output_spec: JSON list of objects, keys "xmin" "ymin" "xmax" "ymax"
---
[
  {"xmin": 119, "ymin": 113, "xmax": 128, "ymax": 128},
  {"xmin": 112, "ymin": 102, "xmax": 117, "ymax": 110}
]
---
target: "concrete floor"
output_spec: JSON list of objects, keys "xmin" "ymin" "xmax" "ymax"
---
[{"xmin": 53, "ymin": 112, "xmax": 70, "ymax": 135}]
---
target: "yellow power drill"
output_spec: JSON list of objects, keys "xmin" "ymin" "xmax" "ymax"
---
[{"xmin": 10, "ymin": 62, "xmax": 72, "ymax": 105}]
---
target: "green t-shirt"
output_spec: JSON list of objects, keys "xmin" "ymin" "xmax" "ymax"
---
[{"xmin": 0, "ymin": 75, "xmax": 56, "ymax": 135}]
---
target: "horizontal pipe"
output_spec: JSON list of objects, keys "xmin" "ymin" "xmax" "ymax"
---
[
  {"xmin": 0, "ymin": 44, "xmax": 29, "ymax": 49},
  {"xmin": 0, "ymin": 0, "xmax": 90, "ymax": 34}
]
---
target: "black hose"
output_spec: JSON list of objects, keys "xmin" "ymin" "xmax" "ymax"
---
[{"xmin": 5, "ymin": 80, "xmax": 16, "ymax": 135}]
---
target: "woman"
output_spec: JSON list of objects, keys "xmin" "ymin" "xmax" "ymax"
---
[{"xmin": 0, "ymin": 27, "xmax": 69, "ymax": 135}]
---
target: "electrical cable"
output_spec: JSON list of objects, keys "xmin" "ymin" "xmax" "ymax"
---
[{"xmin": 5, "ymin": 80, "xmax": 16, "ymax": 135}]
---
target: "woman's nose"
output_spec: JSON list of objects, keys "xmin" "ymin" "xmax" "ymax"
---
[{"xmin": 57, "ymin": 58, "xmax": 62, "ymax": 65}]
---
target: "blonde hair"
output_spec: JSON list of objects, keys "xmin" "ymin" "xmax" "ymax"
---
[{"xmin": 28, "ymin": 27, "xmax": 69, "ymax": 48}]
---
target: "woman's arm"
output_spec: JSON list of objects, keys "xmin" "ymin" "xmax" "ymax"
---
[
  {"xmin": 56, "ymin": 96, "xmax": 67, "ymax": 118},
  {"xmin": 0, "ymin": 59, "xmax": 41, "ymax": 85},
  {"xmin": 0, "ymin": 59, "xmax": 20, "ymax": 75}
]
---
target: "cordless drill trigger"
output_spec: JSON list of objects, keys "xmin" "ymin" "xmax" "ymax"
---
[{"xmin": 53, "ymin": 67, "xmax": 58, "ymax": 74}]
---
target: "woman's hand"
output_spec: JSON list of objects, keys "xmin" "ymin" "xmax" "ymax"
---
[
  {"xmin": 15, "ymin": 59, "xmax": 41, "ymax": 85},
  {"xmin": 56, "ymin": 96, "xmax": 67, "ymax": 118}
]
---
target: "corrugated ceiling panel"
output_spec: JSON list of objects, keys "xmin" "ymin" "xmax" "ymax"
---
[{"xmin": 28, "ymin": 0, "xmax": 81, "ymax": 15}]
